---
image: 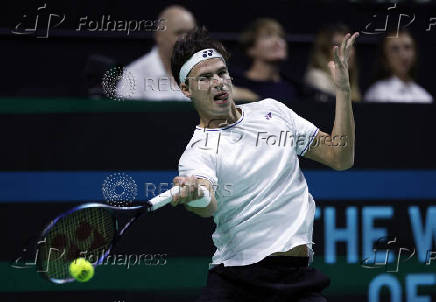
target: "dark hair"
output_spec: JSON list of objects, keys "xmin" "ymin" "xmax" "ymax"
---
[
  {"xmin": 171, "ymin": 26, "xmax": 230, "ymax": 85},
  {"xmin": 374, "ymin": 28, "xmax": 418, "ymax": 81}
]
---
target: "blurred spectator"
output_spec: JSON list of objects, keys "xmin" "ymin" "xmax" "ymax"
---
[
  {"xmin": 364, "ymin": 29, "xmax": 433, "ymax": 103},
  {"xmin": 117, "ymin": 5, "xmax": 195, "ymax": 101},
  {"xmin": 305, "ymin": 23, "xmax": 361, "ymax": 102},
  {"xmin": 232, "ymin": 18, "xmax": 300, "ymax": 103}
]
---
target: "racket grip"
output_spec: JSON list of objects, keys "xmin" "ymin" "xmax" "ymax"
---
[{"xmin": 149, "ymin": 185, "xmax": 211, "ymax": 211}]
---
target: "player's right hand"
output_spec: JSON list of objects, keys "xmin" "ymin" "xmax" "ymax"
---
[{"xmin": 171, "ymin": 176, "xmax": 204, "ymax": 207}]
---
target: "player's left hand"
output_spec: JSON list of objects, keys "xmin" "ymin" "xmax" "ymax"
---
[{"xmin": 328, "ymin": 32, "xmax": 359, "ymax": 92}]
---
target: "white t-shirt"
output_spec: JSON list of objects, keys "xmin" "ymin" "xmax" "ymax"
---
[
  {"xmin": 178, "ymin": 98, "xmax": 319, "ymax": 269},
  {"xmin": 117, "ymin": 46, "xmax": 189, "ymax": 101},
  {"xmin": 364, "ymin": 76, "xmax": 433, "ymax": 103}
]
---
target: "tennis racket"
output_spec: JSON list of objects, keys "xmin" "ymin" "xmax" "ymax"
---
[{"xmin": 30, "ymin": 185, "xmax": 210, "ymax": 284}]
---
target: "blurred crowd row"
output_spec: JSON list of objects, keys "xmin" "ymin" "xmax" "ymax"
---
[{"xmin": 93, "ymin": 5, "xmax": 433, "ymax": 104}]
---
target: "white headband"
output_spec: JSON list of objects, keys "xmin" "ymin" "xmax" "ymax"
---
[{"xmin": 179, "ymin": 48, "xmax": 223, "ymax": 84}]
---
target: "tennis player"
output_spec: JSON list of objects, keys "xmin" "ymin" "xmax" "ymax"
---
[{"xmin": 170, "ymin": 27, "xmax": 358, "ymax": 302}]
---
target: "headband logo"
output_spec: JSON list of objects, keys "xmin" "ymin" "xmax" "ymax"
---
[
  {"xmin": 180, "ymin": 48, "xmax": 222, "ymax": 84},
  {"xmin": 202, "ymin": 50, "xmax": 213, "ymax": 58}
]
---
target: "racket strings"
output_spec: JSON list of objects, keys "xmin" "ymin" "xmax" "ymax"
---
[{"xmin": 38, "ymin": 207, "xmax": 115, "ymax": 281}]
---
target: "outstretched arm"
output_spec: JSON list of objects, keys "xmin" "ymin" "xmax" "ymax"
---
[{"xmin": 304, "ymin": 32, "xmax": 359, "ymax": 171}]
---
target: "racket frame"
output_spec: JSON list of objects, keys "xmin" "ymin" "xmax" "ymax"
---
[{"xmin": 36, "ymin": 202, "xmax": 149, "ymax": 284}]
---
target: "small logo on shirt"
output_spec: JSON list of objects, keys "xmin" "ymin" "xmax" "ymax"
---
[{"xmin": 265, "ymin": 112, "xmax": 272, "ymax": 120}]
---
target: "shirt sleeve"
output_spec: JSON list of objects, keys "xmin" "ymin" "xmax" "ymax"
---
[
  {"xmin": 178, "ymin": 145, "xmax": 218, "ymax": 187},
  {"xmin": 267, "ymin": 98, "xmax": 319, "ymax": 157}
]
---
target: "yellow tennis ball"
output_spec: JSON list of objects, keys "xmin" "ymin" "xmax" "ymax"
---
[{"xmin": 69, "ymin": 257, "xmax": 94, "ymax": 282}]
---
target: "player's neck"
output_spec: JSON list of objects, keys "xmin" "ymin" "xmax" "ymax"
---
[
  {"xmin": 246, "ymin": 60, "xmax": 281, "ymax": 82},
  {"xmin": 198, "ymin": 105, "xmax": 242, "ymax": 129}
]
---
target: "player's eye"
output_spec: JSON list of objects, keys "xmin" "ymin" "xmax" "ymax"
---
[
  {"xmin": 219, "ymin": 71, "xmax": 230, "ymax": 79},
  {"xmin": 198, "ymin": 76, "xmax": 211, "ymax": 82}
]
